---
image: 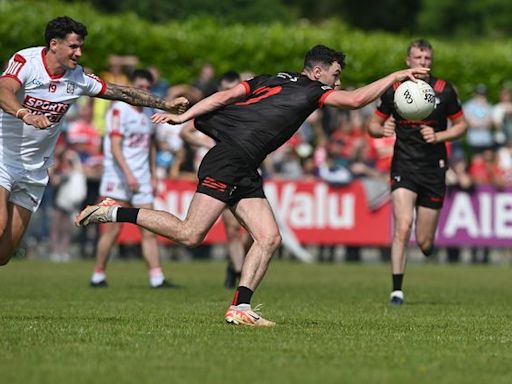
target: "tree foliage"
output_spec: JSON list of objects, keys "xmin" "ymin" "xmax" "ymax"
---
[
  {"xmin": 40, "ymin": 0, "xmax": 512, "ymax": 37},
  {"xmin": 68, "ymin": 0, "xmax": 296, "ymax": 24},
  {"xmin": 1, "ymin": 0, "xmax": 511, "ymax": 101}
]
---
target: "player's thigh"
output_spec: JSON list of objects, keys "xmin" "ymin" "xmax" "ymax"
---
[
  {"xmin": 222, "ymin": 208, "xmax": 241, "ymax": 234},
  {"xmin": 0, "ymin": 201, "xmax": 32, "ymax": 250},
  {"xmin": 0, "ymin": 186, "xmax": 10, "ymax": 232},
  {"xmin": 391, "ymin": 187, "xmax": 417, "ymax": 228},
  {"xmin": 184, "ymin": 192, "xmax": 227, "ymax": 237},
  {"xmin": 415, "ymin": 206, "xmax": 441, "ymax": 240},
  {"xmin": 230, "ymin": 198, "xmax": 280, "ymax": 242}
]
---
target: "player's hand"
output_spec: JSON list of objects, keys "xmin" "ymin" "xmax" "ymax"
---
[
  {"xmin": 165, "ymin": 97, "xmax": 189, "ymax": 114},
  {"xmin": 151, "ymin": 112, "xmax": 184, "ymax": 125},
  {"xmin": 151, "ymin": 176, "xmax": 158, "ymax": 192},
  {"xmin": 126, "ymin": 173, "xmax": 140, "ymax": 192},
  {"xmin": 394, "ymin": 67, "xmax": 430, "ymax": 82},
  {"xmin": 383, "ymin": 116, "xmax": 396, "ymax": 137},
  {"xmin": 22, "ymin": 114, "xmax": 53, "ymax": 129},
  {"xmin": 420, "ymin": 125, "xmax": 437, "ymax": 143}
]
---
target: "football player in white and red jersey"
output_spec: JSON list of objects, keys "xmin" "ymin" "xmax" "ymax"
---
[
  {"xmin": 0, "ymin": 16, "xmax": 188, "ymax": 266},
  {"xmin": 90, "ymin": 69, "xmax": 177, "ymax": 289}
]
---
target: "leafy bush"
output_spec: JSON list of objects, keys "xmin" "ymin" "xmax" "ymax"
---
[{"xmin": 1, "ymin": 0, "xmax": 511, "ymax": 100}]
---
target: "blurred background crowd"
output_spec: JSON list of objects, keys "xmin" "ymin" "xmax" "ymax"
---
[{"xmin": 5, "ymin": 54, "xmax": 511, "ymax": 265}]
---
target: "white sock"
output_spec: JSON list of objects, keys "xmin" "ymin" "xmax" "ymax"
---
[
  {"xmin": 111, "ymin": 206, "xmax": 119, "ymax": 222},
  {"xmin": 91, "ymin": 271, "xmax": 106, "ymax": 283},
  {"xmin": 149, "ymin": 267, "xmax": 164, "ymax": 287},
  {"xmin": 235, "ymin": 303, "xmax": 251, "ymax": 310}
]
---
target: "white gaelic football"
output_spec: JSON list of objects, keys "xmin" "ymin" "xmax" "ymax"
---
[{"xmin": 393, "ymin": 79, "xmax": 436, "ymax": 120}]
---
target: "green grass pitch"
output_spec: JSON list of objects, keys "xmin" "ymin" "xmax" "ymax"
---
[{"xmin": 1, "ymin": 260, "xmax": 511, "ymax": 384}]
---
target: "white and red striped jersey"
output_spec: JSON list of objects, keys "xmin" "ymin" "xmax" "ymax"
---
[
  {"xmin": 0, "ymin": 46, "xmax": 106, "ymax": 170},
  {"xmin": 103, "ymin": 102, "xmax": 155, "ymax": 179}
]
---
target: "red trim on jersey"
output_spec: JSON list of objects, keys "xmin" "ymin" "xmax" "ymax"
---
[
  {"xmin": 97, "ymin": 79, "xmax": 107, "ymax": 96},
  {"xmin": 109, "ymin": 131, "xmax": 123, "ymax": 138},
  {"xmin": 318, "ymin": 89, "xmax": 334, "ymax": 108},
  {"xmin": 4, "ymin": 54, "xmax": 26, "ymax": 79},
  {"xmin": 0, "ymin": 74, "xmax": 23, "ymax": 86},
  {"xmin": 85, "ymin": 72, "xmax": 107, "ymax": 96},
  {"xmin": 392, "ymin": 81, "xmax": 401, "ymax": 91},
  {"xmin": 41, "ymin": 48, "xmax": 65, "ymax": 80},
  {"xmin": 448, "ymin": 110, "xmax": 464, "ymax": 121},
  {"xmin": 110, "ymin": 108, "xmax": 122, "ymax": 133},
  {"xmin": 433, "ymin": 79, "xmax": 446, "ymax": 93},
  {"xmin": 375, "ymin": 109, "xmax": 389, "ymax": 119},
  {"xmin": 241, "ymin": 81, "xmax": 250, "ymax": 95}
]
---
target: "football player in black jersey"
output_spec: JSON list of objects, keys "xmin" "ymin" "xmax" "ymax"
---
[
  {"xmin": 368, "ymin": 39, "xmax": 468, "ymax": 305},
  {"xmin": 77, "ymin": 45, "xmax": 429, "ymax": 326},
  {"xmin": 180, "ymin": 71, "xmax": 249, "ymax": 289}
]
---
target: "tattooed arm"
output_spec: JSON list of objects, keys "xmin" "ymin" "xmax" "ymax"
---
[{"xmin": 99, "ymin": 83, "xmax": 189, "ymax": 113}]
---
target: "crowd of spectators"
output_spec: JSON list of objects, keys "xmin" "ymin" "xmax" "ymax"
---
[{"xmin": 14, "ymin": 55, "xmax": 512, "ymax": 263}]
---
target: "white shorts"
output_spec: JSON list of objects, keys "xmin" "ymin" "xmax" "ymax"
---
[
  {"xmin": 0, "ymin": 162, "xmax": 49, "ymax": 213},
  {"xmin": 99, "ymin": 168, "xmax": 154, "ymax": 206}
]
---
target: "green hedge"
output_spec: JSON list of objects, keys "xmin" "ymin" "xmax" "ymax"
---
[{"xmin": 2, "ymin": 0, "xmax": 512, "ymax": 100}]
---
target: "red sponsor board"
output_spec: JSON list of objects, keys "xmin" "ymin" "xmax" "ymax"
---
[{"xmin": 116, "ymin": 179, "xmax": 392, "ymax": 245}]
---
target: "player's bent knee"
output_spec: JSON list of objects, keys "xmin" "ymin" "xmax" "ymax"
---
[
  {"xmin": 417, "ymin": 236, "xmax": 433, "ymax": 250},
  {"xmin": 395, "ymin": 223, "xmax": 412, "ymax": 240},
  {"xmin": 255, "ymin": 232, "xmax": 281, "ymax": 252},
  {"xmin": 179, "ymin": 232, "xmax": 206, "ymax": 248}
]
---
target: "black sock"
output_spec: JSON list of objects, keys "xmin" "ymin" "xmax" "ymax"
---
[
  {"xmin": 392, "ymin": 274, "xmax": 404, "ymax": 291},
  {"xmin": 232, "ymin": 286, "xmax": 253, "ymax": 306},
  {"xmin": 116, "ymin": 208, "xmax": 140, "ymax": 224}
]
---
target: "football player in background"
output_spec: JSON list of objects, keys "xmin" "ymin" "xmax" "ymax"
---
[{"xmin": 368, "ymin": 39, "xmax": 467, "ymax": 305}]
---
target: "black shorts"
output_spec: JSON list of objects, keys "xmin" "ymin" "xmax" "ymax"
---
[
  {"xmin": 390, "ymin": 169, "xmax": 446, "ymax": 209},
  {"xmin": 196, "ymin": 143, "xmax": 265, "ymax": 205}
]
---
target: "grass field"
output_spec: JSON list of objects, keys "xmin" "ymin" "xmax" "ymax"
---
[{"xmin": 1, "ymin": 259, "xmax": 511, "ymax": 384}]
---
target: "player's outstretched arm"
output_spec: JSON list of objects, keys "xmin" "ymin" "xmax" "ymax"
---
[
  {"xmin": 152, "ymin": 83, "xmax": 247, "ymax": 125},
  {"xmin": 324, "ymin": 67, "xmax": 429, "ymax": 110},
  {"xmin": 100, "ymin": 83, "xmax": 189, "ymax": 113}
]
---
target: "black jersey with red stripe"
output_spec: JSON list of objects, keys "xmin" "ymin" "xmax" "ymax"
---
[
  {"xmin": 195, "ymin": 72, "xmax": 333, "ymax": 166},
  {"xmin": 375, "ymin": 76, "xmax": 463, "ymax": 173}
]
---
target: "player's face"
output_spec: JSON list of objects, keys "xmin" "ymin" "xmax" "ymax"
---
[
  {"xmin": 317, "ymin": 62, "xmax": 342, "ymax": 88},
  {"xmin": 52, "ymin": 33, "xmax": 84, "ymax": 70},
  {"xmin": 406, "ymin": 47, "xmax": 432, "ymax": 79}
]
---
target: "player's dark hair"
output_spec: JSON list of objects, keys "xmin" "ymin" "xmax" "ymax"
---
[
  {"xmin": 44, "ymin": 16, "xmax": 88, "ymax": 48},
  {"xmin": 304, "ymin": 45, "xmax": 345, "ymax": 70},
  {"xmin": 407, "ymin": 39, "xmax": 433, "ymax": 55},
  {"xmin": 130, "ymin": 69, "xmax": 154, "ymax": 84},
  {"xmin": 219, "ymin": 71, "xmax": 241, "ymax": 83}
]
